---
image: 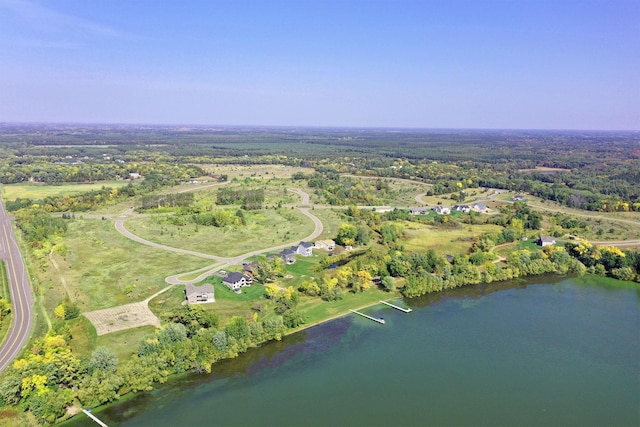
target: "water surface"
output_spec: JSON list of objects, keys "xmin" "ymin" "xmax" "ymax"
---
[{"xmin": 68, "ymin": 276, "xmax": 640, "ymax": 426}]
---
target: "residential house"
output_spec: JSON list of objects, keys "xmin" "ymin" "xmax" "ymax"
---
[
  {"xmin": 294, "ymin": 241, "xmax": 313, "ymax": 257},
  {"xmin": 223, "ymin": 272, "xmax": 252, "ymax": 292},
  {"xmin": 242, "ymin": 261, "xmax": 259, "ymax": 276},
  {"xmin": 537, "ymin": 236, "xmax": 556, "ymax": 247},
  {"xmin": 433, "ymin": 206, "xmax": 451, "ymax": 215},
  {"xmin": 278, "ymin": 248, "xmax": 297, "ymax": 264},
  {"xmin": 513, "ymin": 195, "xmax": 525, "ymax": 201},
  {"xmin": 453, "ymin": 205, "xmax": 471, "ymax": 213},
  {"xmin": 314, "ymin": 239, "xmax": 336, "ymax": 251},
  {"xmin": 410, "ymin": 207, "xmax": 428, "ymax": 215},
  {"xmin": 185, "ymin": 283, "xmax": 215, "ymax": 304},
  {"xmin": 472, "ymin": 203, "xmax": 487, "ymax": 212}
]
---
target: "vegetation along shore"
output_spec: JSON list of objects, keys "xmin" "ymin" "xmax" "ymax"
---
[{"xmin": 0, "ymin": 125, "xmax": 638, "ymax": 425}]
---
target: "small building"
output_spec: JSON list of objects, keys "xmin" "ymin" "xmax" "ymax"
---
[
  {"xmin": 513, "ymin": 195, "xmax": 525, "ymax": 201},
  {"xmin": 185, "ymin": 283, "xmax": 215, "ymax": 304},
  {"xmin": 537, "ymin": 236, "xmax": 556, "ymax": 247},
  {"xmin": 472, "ymin": 202, "xmax": 487, "ymax": 212},
  {"xmin": 433, "ymin": 206, "xmax": 451, "ymax": 215},
  {"xmin": 129, "ymin": 172, "xmax": 141, "ymax": 179},
  {"xmin": 314, "ymin": 239, "xmax": 336, "ymax": 251},
  {"xmin": 223, "ymin": 272, "xmax": 252, "ymax": 292},
  {"xmin": 294, "ymin": 241, "xmax": 313, "ymax": 257}
]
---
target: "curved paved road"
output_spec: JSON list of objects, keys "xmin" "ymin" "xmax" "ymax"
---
[
  {"xmin": 0, "ymin": 196, "xmax": 34, "ymax": 372},
  {"xmin": 115, "ymin": 188, "xmax": 324, "ymax": 286}
]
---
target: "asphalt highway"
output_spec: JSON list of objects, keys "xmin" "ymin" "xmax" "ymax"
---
[{"xmin": 0, "ymin": 195, "xmax": 33, "ymax": 372}]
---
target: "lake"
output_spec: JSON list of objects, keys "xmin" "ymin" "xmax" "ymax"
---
[{"xmin": 67, "ymin": 276, "xmax": 640, "ymax": 426}]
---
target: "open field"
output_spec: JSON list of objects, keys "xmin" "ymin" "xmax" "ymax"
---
[
  {"xmin": 402, "ymin": 222, "xmax": 503, "ymax": 255},
  {"xmin": 200, "ymin": 164, "xmax": 315, "ymax": 180},
  {"xmin": 1, "ymin": 181, "xmax": 129, "ymax": 201},
  {"xmin": 96, "ymin": 325, "xmax": 157, "ymax": 362},
  {"xmin": 49, "ymin": 219, "xmax": 210, "ymax": 311},
  {"xmin": 489, "ymin": 192, "xmax": 640, "ymax": 240},
  {"xmin": 125, "ymin": 208, "xmax": 315, "ymax": 257},
  {"xmin": 67, "ymin": 316, "xmax": 96, "ymax": 358},
  {"xmin": 308, "ymin": 208, "xmax": 343, "ymax": 240}
]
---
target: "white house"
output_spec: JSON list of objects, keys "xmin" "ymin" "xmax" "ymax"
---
[
  {"xmin": 223, "ymin": 272, "xmax": 252, "ymax": 292},
  {"xmin": 537, "ymin": 236, "xmax": 556, "ymax": 247},
  {"xmin": 314, "ymin": 239, "xmax": 336, "ymax": 251},
  {"xmin": 434, "ymin": 206, "xmax": 451, "ymax": 215},
  {"xmin": 294, "ymin": 242, "xmax": 314, "ymax": 257}
]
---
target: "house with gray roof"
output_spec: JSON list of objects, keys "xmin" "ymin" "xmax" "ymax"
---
[
  {"xmin": 223, "ymin": 272, "xmax": 252, "ymax": 292},
  {"xmin": 472, "ymin": 202, "xmax": 487, "ymax": 212},
  {"xmin": 185, "ymin": 283, "xmax": 215, "ymax": 304},
  {"xmin": 294, "ymin": 241, "xmax": 313, "ymax": 256},
  {"xmin": 537, "ymin": 236, "xmax": 556, "ymax": 247}
]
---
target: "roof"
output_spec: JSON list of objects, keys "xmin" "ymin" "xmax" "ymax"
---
[
  {"xmin": 280, "ymin": 248, "xmax": 296, "ymax": 256},
  {"xmin": 185, "ymin": 283, "xmax": 214, "ymax": 297},
  {"xmin": 298, "ymin": 241, "xmax": 314, "ymax": 249},
  {"xmin": 539, "ymin": 236, "xmax": 556, "ymax": 243},
  {"xmin": 473, "ymin": 203, "xmax": 487, "ymax": 210},
  {"xmin": 224, "ymin": 272, "xmax": 249, "ymax": 283}
]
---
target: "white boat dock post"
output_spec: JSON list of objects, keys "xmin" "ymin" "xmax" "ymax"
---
[
  {"xmin": 350, "ymin": 309, "xmax": 385, "ymax": 324},
  {"xmin": 380, "ymin": 300, "xmax": 412, "ymax": 313},
  {"xmin": 82, "ymin": 409, "xmax": 109, "ymax": 427}
]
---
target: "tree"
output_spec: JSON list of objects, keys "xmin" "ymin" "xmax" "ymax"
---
[
  {"xmin": 352, "ymin": 270, "xmax": 373, "ymax": 292},
  {"xmin": 283, "ymin": 309, "xmax": 305, "ymax": 328},
  {"xmin": 336, "ymin": 223, "xmax": 358, "ymax": 246},
  {"xmin": 88, "ymin": 347, "xmax": 118, "ymax": 374}
]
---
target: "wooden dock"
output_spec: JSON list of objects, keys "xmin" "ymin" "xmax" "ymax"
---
[
  {"xmin": 350, "ymin": 309, "xmax": 385, "ymax": 324},
  {"xmin": 380, "ymin": 300, "xmax": 412, "ymax": 313},
  {"xmin": 82, "ymin": 409, "xmax": 109, "ymax": 427}
]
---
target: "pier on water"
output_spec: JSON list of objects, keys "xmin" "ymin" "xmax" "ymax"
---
[
  {"xmin": 82, "ymin": 409, "xmax": 109, "ymax": 427},
  {"xmin": 350, "ymin": 309, "xmax": 385, "ymax": 324},
  {"xmin": 380, "ymin": 300, "xmax": 412, "ymax": 313}
]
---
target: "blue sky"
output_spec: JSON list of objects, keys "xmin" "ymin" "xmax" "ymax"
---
[{"xmin": 0, "ymin": 0, "xmax": 638, "ymax": 129}]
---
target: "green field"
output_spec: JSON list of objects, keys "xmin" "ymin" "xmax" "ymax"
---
[
  {"xmin": 125, "ymin": 208, "xmax": 315, "ymax": 257},
  {"xmin": 402, "ymin": 222, "xmax": 503, "ymax": 255},
  {"xmin": 1, "ymin": 181, "xmax": 129, "ymax": 201},
  {"xmin": 49, "ymin": 218, "xmax": 210, "ymax": 311}
]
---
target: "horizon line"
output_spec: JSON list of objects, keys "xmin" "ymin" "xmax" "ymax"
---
[{"xmin": 0, "ymin": 121, "xmax": 638, "ymax": 133}]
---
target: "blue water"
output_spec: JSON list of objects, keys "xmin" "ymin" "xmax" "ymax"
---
[{"xmin": 67, "ymin": 276, "xmax": 640, "ymax": 427}]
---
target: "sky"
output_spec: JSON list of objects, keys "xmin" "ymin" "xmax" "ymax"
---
[{"xmin": 0, "ymin": 0, "xmax": 638, "ymax": 130}]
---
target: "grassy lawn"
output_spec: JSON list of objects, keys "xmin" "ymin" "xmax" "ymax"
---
[
  {"xmin": 149, "ymin": 280, "xmax": 270, "ymax": 325},
  {"xmin": 200, "ymin": 164, "xmax": 315, "ymax": 180},
  {"xmin": 1, "ymin": 181, "xmax": 129, "ymax": 201},
  {"xmin": 125, "ymin": 208, "xmax": 315, "ymax": 257},
  {"xmin": 50, "ymin": 218, "xmax": 210, "ymax": 311},
  {"xmin": 402, "ymin": 222, "xmax": 503, "ymax": 255},
  {"xmin": 309, "ymin": 208, "xmax": 343, "ymax": 240},
  {"xmin": 0, "ymin": 261, "xmax": 9, "ymax": 301},
  {"xmin": 279, "ymin": 255, "xmax": 325, "ymax": 289},
  {"xmin": 68, "ymin": 316, "xmax": 97, "ymax": 358},
  {"xmin": 96, "ymin": 326, "xmax": 157, "ymax": 362},
  {"xmin": 296, "ymin": 287, "xmax": 401, "ymax": 329}
]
